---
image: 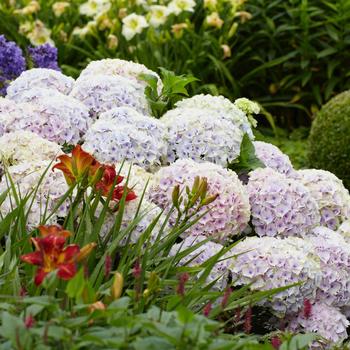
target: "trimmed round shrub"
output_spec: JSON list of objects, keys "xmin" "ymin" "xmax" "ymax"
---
[{"xmin": 309, "ymin": 90, "xmax": 350, "ymax": 188}]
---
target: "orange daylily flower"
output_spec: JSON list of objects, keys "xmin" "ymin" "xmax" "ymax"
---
[{"xmin": 53, "ymin": 145, "xmax": 101, "ymax": 186}]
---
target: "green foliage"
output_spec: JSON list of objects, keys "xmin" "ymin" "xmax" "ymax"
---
[
  {"xmin": 140, "ymin": 68, "xmax": 198, "ymax": 118},
  {"xmin": 308, "ymin": 90, "xmax": 350, "ymax": 188}
]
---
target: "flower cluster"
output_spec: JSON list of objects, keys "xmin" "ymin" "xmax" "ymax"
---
[
  {"xmin": 0, "ymin": 161, "xmax": 70, "ymax": 228},
  {"xmin": 0, "ymin": 131, "xmax": 62, "ymax": 167},
  {"xmin": 69, "ymin": 74, "xmax": 150, "ymax": 118},
  {"xmin": 247, "ymin": 168, "xmax": 320, "ymax": 238},
  {"xmin": 253, "ymin": 141, "xmax": 295, "ymax": 176},
  {"xmin": 170, "ymin": 235, "xmax": 230, "ymax": 291},
  {"xmin": 21, "ymin": 225, "xmax": 95, "ymax": 285},
  {"xmin": 174, "ymin": 94, "xmax": 253, "ymax": 137},
  {"xmin": 229, "ymin": 236, "xmax": 322, "ymax": 316},
  {"xmin": 149, "ymin": 159, "xmax": 250, "ymax": 242},
  {"xmin": 80, "ymin": 58, "xmax": 162, "ymax": 92},
  {"xmin": 82, "ymin": 107, "xmax": 168, "ymax": 171},
  {"xmin": 306, "ymin": 226, "xmax": 350, "ymax": 308},
  {"xmin": 0, "ymin": 35, "xmax": 26, "ymax": 95},
  {"xmin": 28, "ymin": 44, "xmax": 60, "ymax": 70},
  {"xmin": 6, "ymin": 68, "xmax": 74, "ymax": 98},
  {"xmin": 337, "ymin": 220, "xmax": 350, "ymax": 243},
  {"xmin": 293, "ymin": 169, "xmax": 350, "ymax": 230},
  {"xmin": 5, "ymin": 88, "xmax": 90, "ymax": 145},
  {"xmin": 287, "ymin": 302, "xmax": 349, "ymax": 346},
  {"xmin": 162, "ymin": 107, "xmax": 244, "ymax": 165}
]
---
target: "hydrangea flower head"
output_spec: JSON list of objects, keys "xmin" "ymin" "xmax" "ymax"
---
[
  {"xmin": 0, "ymin": 161, "xmax": 70, "ymax": 228},
  {"xmin": 253, "ymin": 141, "xmax": 295, "ymax": 176},
  {"xmin": 80, "ymin": 58, "xmax": 162, "ymax": 92},
  {"xmin": 287, "ymin": 302, "xmax": 349, "ymax": 346},
  {"xmin": 306, "ymin": 226, "xmax": 350, "ymax": 308},
  {"xmin": 28, "ymin": 44, "xmax": 60, "ymax": 71},
  {"xmin": 174, "ymin": 94, "xmax": 253, "ymax": 137},
  {"xmin": 5, "ymin": 88, "xmax": 90, "ymax": 145},
  {"xmin": 70, "ymin": 74, "xmax": 150, "ymax": 118},
  {"xmin": 229, "ymin": 236, "xmax": 322, "ymax": 316},
  {"xmin": 170, "ymin": 235, "xmax": 231, "ymax": 290},
  {"xmin": 149, "ymin": 159, "xmax": 250, "ymax": 242},
  {"xmin": 0, "ymin": 131, "xmax": 62, "ymax": 167},
  {"xmin": 162, "ymin": 107, "xmax": 243, "ymax": 165},
  {"xmin": 0, "ymin": 35, "xmax": 26, "ymax": 95},
  {"xmin": 248, "ymin": 168, "xmax": 320, "ymax": 238},
  {"xmin": 293, "ymin": 169, "xmax": 350, "ymax": 230},
  {"xmin": 82, "ymin": 107, "xmax": 168, "ymax": 171},
  {"xmin": 6, "ymin": 68, "xmax": 74, "ymax": 98}
]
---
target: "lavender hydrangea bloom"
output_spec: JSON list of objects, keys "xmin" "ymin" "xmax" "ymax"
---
[
  {"xmin": 306, "ymin": 227, "xmax": 350, "ymax": 308},
  {"xmin": 287, "ymin": 302, "xmax": 349, "ymax": 347},
  {"xmin": 6, "ymin": 68, "xmax": 74, "ymax": 98},
  {"xmin": 229, "ymin": 236, "xmax": 322, "ymax": 316},
  {"xmin": 0, "ymin": 35, "xmax": 26, "ymax": 95},
  {"xmin": 149, "ymin": 159, "xmax": 250, "ymax": 242},
  {"xmin": 70, "ymin": 74, "xmax": 150, "ymax": 118},
  {"xmin": 3, "ymin": 89, "xmax": 90, "ymax": 144},
  {"xmin": 170, "ymin": 235, "xmax": 231, "ymax": 291},
  {"xmin": 162, "ymin": 107, "xmax": 244, "ymax": 165},
  {"xmin": 247, "ymin": 168, "xmax": 320, "ymax": 238},
  {"xmin": 82, "ymin": 107, "xmax": 168, "ymax": 171},
  {"xmin": 253, "ymin": 141, "xmax": 295, "ymax": 176},
  {"xmin": 293, "ymin": 169, "xmax": 350, "ymax": 230},
  {"xmin": 28, "ymin": 44, "xmax": 60, "ymax": 70},
  {"xmin": 337, "ymin": 220, "xmax": 350, "ymax": 243}
]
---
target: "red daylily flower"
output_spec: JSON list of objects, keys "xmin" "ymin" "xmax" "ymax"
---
[
  {"xmin": 21, "ymin": 234, "xmax": 80, "ymax": 286},
  {"xmin": 95, "ymin": 165, "xmax": 137, "ymax": 202},
  {"xmin": 53, "ymin": 145, "xmax": 101, "ymax": 186}
]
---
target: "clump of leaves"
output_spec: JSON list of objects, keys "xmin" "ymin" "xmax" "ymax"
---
[{"xmin": 140, "ymin": 68, "xmax": 198, "ymax": 118}]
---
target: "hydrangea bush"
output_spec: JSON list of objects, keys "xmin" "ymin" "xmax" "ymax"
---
[
  {"xmin": 247, "ymin": 168, "xmax": 320, "ymax": 238},
  {"xmin": 149, "ymin": 159, "xmax": 250, "ymax": 242}
]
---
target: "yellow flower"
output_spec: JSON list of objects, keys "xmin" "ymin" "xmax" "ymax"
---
[
  {"xmin": 27, "ymin": 20, "xmax": 54, "ymax": 46},
  {"xmin": 206, "ymin": 12, "xmax": 223, "ymax": 29},
  {"xmin": 52, "ymin": 2, "xmax": 70, "ymax": 17},
  {"xmin": 168, "ymin": 0, "xmax": 196, "ymax": 16},
  {"xmin": 235, "ymin": 11, "xmax": 252, "ymax": 23},
  {"xmin": 221, "ymin": 44, "xmax": 231, "ymax": 59},
  {"xmin": 171, "ymin": 22, "xmax": 188, "ymax": 38},
  {"xmin": 14, "ymin": 1, "xmax": 40, "ymax": 16}
]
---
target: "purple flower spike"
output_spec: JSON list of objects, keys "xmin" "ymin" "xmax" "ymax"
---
[{"xmin": 28, "ymin": 44, "xmax": 60, "ymax": 71}]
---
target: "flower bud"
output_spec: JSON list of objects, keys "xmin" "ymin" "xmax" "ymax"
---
[
  {"xmin": 107, "ymin": 34, "xmax": 118, "ymax": 50},
  {"xmin": 88, "ymin": 301, "xmax": 106, "ymax": 313},
  {"xmin": 77, "ymin": 242, "xmax": 96, "ymax": 262},
  {"xmin": 172, "ymin": 184, "xmax": 180, "ymax": 207},
  {"xmin": 111, "ymin": 272, "xmax": 124, "ymax": 300}
]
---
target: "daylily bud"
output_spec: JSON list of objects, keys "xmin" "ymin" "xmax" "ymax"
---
[
  {"xmin": 147, "ymin": 271, "xmax": 159, "ymax": 292},
  {"xmin": 221, "ymin": 44, "xmax": 231, "ymax": 59},
  {"xmin": 143, "ymin": 288, "xmax": 151, "ymax": 298},
  {"xmin": 111, "ymin": 272, "xmax": 124, "ymax": 300},
  {"xmin": 77, "ymin": 242, "xmax": 96, "ymax": 262},
  {"xmin": 107, "ymin": 34, "xmax": 118, "ymax": 50},
  {"xmin": 201, "ymin": 193, "xmax": 219, "ymax": 206},
  {"xmin": 171, "ymin": 23, "xmax": 188, "ymax": 39},
  {"xmin": 228, "ymin": 22, "xmax": 238, "ymax": 39},
  {"xmin": 172, "ymin": 184, "xmax": 180, "ymax": 207},
  {"xmin": 88, "ymin": 301, "xmax": 106, "ymax": 313},
  {"xmin": 192, "ymin": 176, "xmax": 200, "ymax": 194},
  {"xmin": 118, "ymin": 8, "xmax": 127, "ymax": 19}
]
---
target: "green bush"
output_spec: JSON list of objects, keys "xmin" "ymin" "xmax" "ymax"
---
[{"xmin": 308, "ymin": 90, "xmax": 350, "ymax": 188}]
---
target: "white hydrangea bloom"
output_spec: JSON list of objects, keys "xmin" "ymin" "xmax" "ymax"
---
[
  {"xmin": 234, "ymin": 97, "xmax": 260, "ymax": 115},
  {"xmin": 6, "ymin": 68, "xmax": 75, "ymax": 98},
  {"xmin": 170, "ymin": 235, "xmax": 231, "ymax": 290},
  {"xmin": 80, "ymin": 58, "xmax": 162, "ymax": 92},
  {"xmin": 83, "ymin": 107, "xmax": 168, "ymax": 171},
  {"xmin": 99, "ymin": 199, "xmax": 168, "ymax": 245},
  {"xmin": 293, "ymin": 169, "xmax": 350, "ymax": 230},
  {"xmin": 174, "ymin": 94, "xmax": 253, "ymax": 137},
  {"xmin": 253, "ymin": 141, "xmax": 295, "ymax": 176},
  {"xmin": 0, "ymin": 161, "xmax": 69, "ymax": 228},
  {"xmin": 168, "ymin": 0, "xmax": 196, "ymax": 15},
  {"xmin": 0, "ymin": 98, "xmax": 25, "ymax": 136},
  {"xmin": 5, "ymin": 88, "xmax": 90, "ymax": 145},
  {"xmin": 248, "ymin": 168, "xmax": 320, "ymax": 238},
  {"xmin": 149, "ymin": 159, "xmax": 250, "ymax": 242},
  {"xmin": 287, "ymin": 302, "xmax": 349, "ymax": 346},
  {"xmin": 122, "ymin": 13, "xmax": 148, "ymax": 41},
  {"xmin": 70, "ymin": 74, "xmax": 150, "ymax": 117},
  {"xmin": 306, "ymin": 226, "xmax": 350, "ymax": 308},
  {"xmin": 229, "ymin": 236, "xmax": 322, "ymax": 316},
  {"xmin": 79, "ymin": 0, "xmax": 111, "ymax": 17},
  {"xmin": 162, "ymin": 107, "xmax": 243, "ymax": 165},
  {"xmin": 0, "ymin": 131, "xmax": 62, "ymax": 166}
]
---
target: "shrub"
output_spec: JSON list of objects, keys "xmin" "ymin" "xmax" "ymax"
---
[{"xmin": 308, "ymin": 90, "xmax": 350, "ymax": 188}]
